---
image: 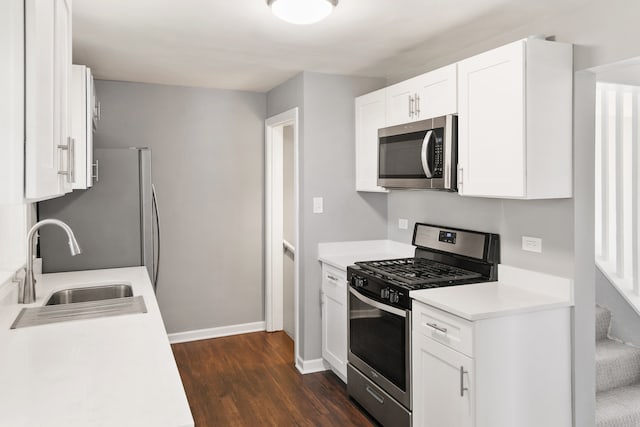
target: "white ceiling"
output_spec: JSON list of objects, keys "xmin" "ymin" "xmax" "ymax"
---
[{"xmin": 72, "ymin": 0, "xmax": 587, "ymax": 93}]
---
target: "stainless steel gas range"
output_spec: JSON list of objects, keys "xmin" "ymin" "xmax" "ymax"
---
[{"xmin": 346, "ymin": 223, "xmax": 500, "ymax": 427}]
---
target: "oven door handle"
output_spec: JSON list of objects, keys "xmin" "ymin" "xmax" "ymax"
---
[
  {"xmin": 421, "ymin": 130, "xmax": 434, "ymax": 178},
  {"xmin": 349, "ymin": 287, "xmax": 407, "ymax": 318}
]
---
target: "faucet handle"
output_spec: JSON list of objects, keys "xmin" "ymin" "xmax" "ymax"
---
[{"xmin": 12, "ymin": 268, "xmax": 26, "ymax": 304}]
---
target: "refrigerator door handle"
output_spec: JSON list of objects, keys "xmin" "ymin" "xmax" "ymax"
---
[{"xmin": 152, "ymin": 184, "xmax": 161, "ymax": 291}]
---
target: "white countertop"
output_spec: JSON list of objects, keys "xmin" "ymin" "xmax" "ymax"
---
[
  {"xmin": 0, "ymin": 267, "xmax": 194, "ymax": 427},
  {"xmin": 318, "ymin": 239, "xmax": 414, "ymax": 270},
  {"xmin": 410, "ymin": 265, "xmax": 574, "ymax": 321}
]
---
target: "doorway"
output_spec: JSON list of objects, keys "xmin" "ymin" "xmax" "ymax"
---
[{"xmin": 265, "ymin": 108, "xmax": 300, "ymax": 364}]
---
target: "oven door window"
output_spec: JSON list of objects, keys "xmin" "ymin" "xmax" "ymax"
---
[
  {"xmin": 379, "ymin": 128, "xmax": 444, "ymax": 179},
  {"xmin": 349, "ymin": 291, "xmax": 407, "ymax": 392}
]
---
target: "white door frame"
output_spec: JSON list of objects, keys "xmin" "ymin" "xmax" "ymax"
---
[{"xmin": 265, "ymin": 107, "xmax": 300, "ymax": 360}]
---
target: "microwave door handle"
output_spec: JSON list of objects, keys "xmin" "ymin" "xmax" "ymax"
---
[{"xmin": 421, "ymin": 130, "xmax": 434, "ymax": 178}]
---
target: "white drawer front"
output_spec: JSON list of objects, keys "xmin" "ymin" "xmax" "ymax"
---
[
  {"xmin": 322, "ymin": 264, "xmax": 347, "ymax": 302},
  {"xmin": 412, "ymin": 301, "xmax": 474, "ymax": 357}
]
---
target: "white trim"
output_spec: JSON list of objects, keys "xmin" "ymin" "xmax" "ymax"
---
[
  {"xmin": 167, "ymin": 321, "xmax": 266, "ymax": 344},
  {"xmin": 597, "ymin": 260, "xmax": 640, "ymax": 318},
  {"xmin": 265, "ymin": 107, "xmax": 301, "ymax": 367},
  {"xmin": 295, "ymin": 357, "xmax": 330, "ymax": 375}
]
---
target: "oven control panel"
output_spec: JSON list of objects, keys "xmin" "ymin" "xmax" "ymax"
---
[{"xmin": 349, "ymin": 269, "xmax": 410, "ymax": 310}]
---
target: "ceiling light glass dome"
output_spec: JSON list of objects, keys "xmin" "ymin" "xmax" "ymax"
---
[{"xmin": 267, "ymin": 0, "xmax": 338, "ymax": 25}]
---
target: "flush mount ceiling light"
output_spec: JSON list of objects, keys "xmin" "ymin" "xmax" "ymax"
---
[{"xmin": 267, "ymin": 0, "xmax": 338, "ymax": 25}]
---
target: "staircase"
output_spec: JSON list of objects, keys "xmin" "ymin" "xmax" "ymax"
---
[{"xmin": 596, "ymin": 306, "xmax": 640, "ymax": 427}]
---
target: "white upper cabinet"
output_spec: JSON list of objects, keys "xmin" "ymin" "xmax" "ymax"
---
[
  {"xmin": 71, "ymin": 65, "xmax": 98, "ymax": 190},
  {"xmin": 355, "ymin": 89, "xmax": 388, "ymax": 193},
  {"xmin": 0, "ymin": 0, "xmax": 24, "ymax": 205},
  {"xmin": 386, "ymin": 64, "xmax": 457, "ymax": 127},
  {"xmin": 386, "ymin": 78, "xmax": 418, "ymax": 126},
  {"xmin": 415, "ymin": 64, "xmax": 458, "ymax": 121},
  {"xmin": 25, "ymin": 0, "xmax": 73, "ymax": 201},
  {"xmin": 457, "ymin": 38, "xmax": 573, "ymax": 199}
]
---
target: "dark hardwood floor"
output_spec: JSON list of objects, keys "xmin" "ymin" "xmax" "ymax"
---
[{"xmin": 172, "ymin": 331, "xmax": 377, "ymax": 427}]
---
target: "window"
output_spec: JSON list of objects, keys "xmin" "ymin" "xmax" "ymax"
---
[{"xmin": 595, "ymin": 82, "xmax": 640, "ymax": 302}]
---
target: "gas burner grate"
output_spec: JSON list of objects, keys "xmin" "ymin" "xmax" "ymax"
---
[{"xmin": 355, "ymin": 257, "xmax": 482, "ymax": 287}]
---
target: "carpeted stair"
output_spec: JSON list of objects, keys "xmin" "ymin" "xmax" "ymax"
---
[{"xmin": 596, "ymin": 306, "xmax": 640, "ymax": 427}]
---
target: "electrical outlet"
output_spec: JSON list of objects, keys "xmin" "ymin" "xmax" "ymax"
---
[
  {"xmin": 522, "ymin": 236, "xmax": 542, "ymax": 253},
  {"xmin": 313, "ymin": 197, "xmax": 323, "ymax": 214},
  {"xmin": 398, "ymin": 218, "xmax": 409, "ymax": 230}
]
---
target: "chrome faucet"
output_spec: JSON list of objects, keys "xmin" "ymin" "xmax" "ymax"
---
[{"xmin": 20, "ymin": 219, "xmax": 82, "ymax": 304}]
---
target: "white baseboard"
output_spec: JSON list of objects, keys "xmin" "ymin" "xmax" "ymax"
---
[
  {"xmin": 295, "ymin": 356, "xmax": 329, "ymax": 374},
  {"xmin": 168, "ymin": 321, "xmax": 266, "ymax": 344}
]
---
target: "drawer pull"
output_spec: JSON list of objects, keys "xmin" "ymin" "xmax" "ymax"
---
[
  {"xmin": 460, "ymin": 366, "xmax": 469, "ymax": 397},
  {"xmin": 327, "ymin": 274, "xmax": 340, "ymax": 282},
  {"xmin": 366, "ymin": 385, "xmax": 384, "ymax": 404},
  {"xmin": 426, "ymin": 322, "xmax": 448, "ymax": 334}
]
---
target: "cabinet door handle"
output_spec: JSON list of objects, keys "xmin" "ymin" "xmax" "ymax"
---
[
  {"xmin": 366, "ymin": 385, "xmax": 385, "ymax": 405},
  {"xmin": 415, "ymin": 93, "xmax": 420, "ymax": 116},
  {"xmin": 57, "ymin": 137, "xmax": 75, "ymax": 183},
  {"xmin": 97, "ymin": 101, "xmax": 101, "ymax": 121},
  {"xmin": 457, "ymin": 165, "xmax": 463, "ymax": 189},
  {"xmin": 69, "ymin": 137, "xmax": 75, "ymax": 183},
  {"xmin": 408, "ymin": 95, "xmax": 413, "ymax": 117},
  {"xmin": 92, "ymin": 160, "xmax": 99, "ymax": 182},
  {"xmin": 460, "ymin": 366, "xmax": 469, "ymax": 397},
  {"xmin": 327, "ymin": 274, "xmax": 340, "ymax": 282},
  {"xmin": 426, "ymin": 322, "xmax": 447, "ymax": 334}
]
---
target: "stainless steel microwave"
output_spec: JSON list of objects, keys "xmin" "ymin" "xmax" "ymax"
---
[{"xmin": 378, "ymin": 115, "xmax": 457, "ymax": 191}]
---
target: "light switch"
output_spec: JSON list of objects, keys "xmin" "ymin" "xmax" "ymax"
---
[
  {"xmin": 313, "ymin": 197, "xmax": 324, "ymax": 214},
  {"xmin": 522, "ymin": 236, "xmax": 542, "ymax": 253},
  {"xmin": 398, "ymin": 219, "xmax": 409, "ymax": 230}
]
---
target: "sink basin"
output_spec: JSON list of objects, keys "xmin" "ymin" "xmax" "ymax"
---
[{"xmin": 45, "ymin": 284, "xmax": 133, "ymax": 306}]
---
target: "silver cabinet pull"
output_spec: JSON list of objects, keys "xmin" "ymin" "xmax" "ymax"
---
[
  {"xmin": 97, "ymin": 101, "xmax": 101, "ymax": 121},
  {"xmin": 365, "ymin": 385, "xmax": 385, "ymax": 404},
  {"xmin": 327, "ymin": 274, "xmax": 340, "ymax": 282},
  {"xmin": 460, "ymin": 366, "xmax": 469, "ymax": 397},
  {"xmin": 69, "ymin": 137, "xmax": 75, "ymax": 183},
  {"xmin": 458, "ymin": 165, "xmax": 463, "ymax": 189},
  {"xmin": 408, "ymin": 95, "xmax": 412, "ymax": 117},
  {"xmin": 426, "ymin": 322, "xmax": 447, "ymax": 334},
  {"xmin": 415, "ymin": 93, "xmax": 420, "ymax": 116},
  {"xmin": 57, "ymin": 137, "xmax": 75, "ymax": 183},
  {"xmin": 92, "ymin": 160, "xmax": 99, "ymax": 182}
]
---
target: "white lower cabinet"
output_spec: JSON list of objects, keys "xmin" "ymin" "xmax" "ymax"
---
[
  {"xmin": 413, "ymin": 333, "xmax": 474, "ymax": 427},
  {"xmin": 321, "ymin": 263, "xmax": 347, "ymax": 382},
  {"xmin": 412, "ymin": 300, "xmax": 572, "ymax": 427}
]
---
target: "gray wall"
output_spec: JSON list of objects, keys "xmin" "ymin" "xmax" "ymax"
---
[
  {"xmin": 388, "ymin": 194, "xmax": 574, "ymax": 277},
  {"xmin": 267, "ymin": 72, "xmax": 388, "ymax": 361},
  {"xmin": 596, "ymin": 269, "xmax": 640, "ymax": 347},
  {"xmin": 94, "ymin": 80, "xmax": 266, "ymax": 334}
]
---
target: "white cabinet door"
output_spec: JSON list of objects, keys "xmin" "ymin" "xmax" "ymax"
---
[
  {"xmin": 355, "ymin": 89, "xmax": 387, "ymax": 193},
  {"xmin": 457, "ymin": 40, "xmax": 525, "ymax": 198},
  {"xmin": 321, "ymin": 264, "xmax": 347, "ymax": 381},
  {"xmin": 385, "ymin": 78, "xmax": 417, "ymax": 127},
  {"xmin": 413, "ymin": 332, "xmax": 475, "ymax": 427},
  {"xmin": 415, "ymin": 64, "xmax": 457, "ymax": 119},
  {"xmin": 71, "ymin": 65, "xmax": 96, "ymax": 190},
  {"xmin": 0, "ymin": 0, "xmax": 24, "ymax": 205},
  {"xmin": 25, "ymin": 0, "xmax": 72, "ymax": 200}
]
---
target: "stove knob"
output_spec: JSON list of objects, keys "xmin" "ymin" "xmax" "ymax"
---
[
  {"xmin": 352, "ymin": 276, "xmax": 367, "ymax": 288},
  {"xmin": 381, "ymin": 288, "xmax": 390, "ymax": 299},
  {"xmin": 389, "ymin": 290, "xmax": 400, "ymax": 304}
]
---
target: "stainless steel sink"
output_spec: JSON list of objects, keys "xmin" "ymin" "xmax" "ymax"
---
[{"xmin": 45, "ymin": 284, "xmax": 133, "ymax": 306}]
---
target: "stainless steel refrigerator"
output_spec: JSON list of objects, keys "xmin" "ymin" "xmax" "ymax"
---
[{"xmin": 38, "ymin": 148, "xmax": 159, "ymax": 288}]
